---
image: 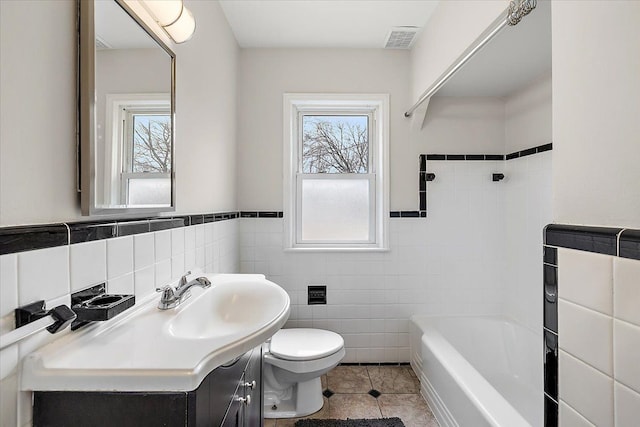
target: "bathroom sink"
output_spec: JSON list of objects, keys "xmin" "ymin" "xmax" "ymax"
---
[
  {"xmin": 21, "ymin": 274, "xmax": 290, "ymax": 392},
  {"xmin": 167, "ymin": 278, "xmax": 290, "ymax": 339}
]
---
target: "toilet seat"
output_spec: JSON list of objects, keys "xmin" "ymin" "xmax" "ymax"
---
[{"xmin": 269, "ymin": 328, "xmax": 344, "ymax": 361}]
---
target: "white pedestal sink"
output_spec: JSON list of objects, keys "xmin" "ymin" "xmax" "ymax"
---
[{"xmin": 21, "ymin": 274, "xmax": 290, "ymax": 392}]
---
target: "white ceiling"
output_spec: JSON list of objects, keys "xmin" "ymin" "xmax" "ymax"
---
[
  {"xmin": 435, "ymin": 0, "xmax": 552, "ymax": 97},
  {"xmin": 218, "ymin": 0, "xmax": 440, "ymax": 48}
]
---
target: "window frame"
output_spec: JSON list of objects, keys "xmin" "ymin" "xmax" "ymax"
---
[
  {"xmin": 104, "ymin": 93, "xmax": 171, "ymax": 206},
  {"xmin": 283, "ymin": 94, "xmax": 389, "ymax": 251}
]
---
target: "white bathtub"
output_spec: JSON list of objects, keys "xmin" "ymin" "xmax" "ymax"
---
[{"xmin": 410, "ymin": 315, "xmax": 542, "ymax": 427}]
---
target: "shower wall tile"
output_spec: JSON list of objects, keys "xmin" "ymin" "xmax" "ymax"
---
[
  {"xmin": 558, "ymin": 299, "xmax": 612, "ymax": 375},
  {"xmin": 613, "ymin": 320, "xmax": 640, "ymax": 393},
  {"xmin": 613, "ymin": 257, "xmax": 640, "ymax": 326},
  {"xmin": 558, "ymin": 248, "xmax": 613, "ymax": 315},
  {"xmin": 551, "ymin": 232, "xmax": 640, "ymax": 427},
  {"xmin": 559, "ymin": 401, "xmax": 596, "ymax": 427},
  {"xmin": 615, "ymin": 382, "xmax": 640, "ymax": 427},
  {"xmin": 559, "ymin": 350, "xmax": 614, "ymax": 427}
]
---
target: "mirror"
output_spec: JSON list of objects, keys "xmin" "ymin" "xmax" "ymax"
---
[{"xmin": 79, "ymin": 0, "xmax": 176, "ymax": 216}]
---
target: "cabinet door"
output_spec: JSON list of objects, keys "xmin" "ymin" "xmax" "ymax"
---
[
  {"xmin": 244, "ymin": 345, "xmax": 263, "ymax": 427},
  {"xmin": 221, "ymin": 392, "xmax": 244, "ymax": 427}
]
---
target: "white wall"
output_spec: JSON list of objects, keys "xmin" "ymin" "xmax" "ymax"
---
[
  {"xmin": 236, "ymin": 48, "xmax": 414, "ymax": 210},
  {"xmin": 0, "ymin": 0, "xmax": 78, "ymax": 226},
  {"xmin": 505, "ymin": 72, "xmax": 552, "ymax": 153},
  {"xmin": 410, "ymin": 0, "xmax": 506, "ymax": 100},
  {"xmin": 412, "ymin": 96, "xmax": 506, "ymax": 153},
  {"xmin": 552, "ymin": 1, "xmax": 640, "ymax": 229},
  {"xmin": 0, "ymin": 0, "xmax": 239, "ymax": 227}
]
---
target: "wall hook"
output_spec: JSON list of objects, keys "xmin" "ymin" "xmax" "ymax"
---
[
  {"xmin": 492, "ymin": 173, "xmax": 505, "ymax": 182},
  {"xmin": 426, "ymin": 173, "xmax": 436, "ymax": 182}
]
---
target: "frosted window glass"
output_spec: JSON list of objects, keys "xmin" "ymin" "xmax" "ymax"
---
[
  {"xmin": 301, "ymin": 179, "xmax": 370, "ymax": 241},
  {"xmin": 128, "ymin": 178, "xmax": 171, "ymax": 205}
]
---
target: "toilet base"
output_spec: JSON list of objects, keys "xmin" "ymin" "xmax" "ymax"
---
[{"xmin": 263, "ymin": 377, "xmax": 324, "ymax": 419}]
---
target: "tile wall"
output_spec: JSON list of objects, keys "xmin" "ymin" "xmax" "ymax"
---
[
  {"xmin": 240, "ymin": 159, "xmax": 510, "ymax": 363},
  {"xmin": 0, "ymin": 219, "xmax": 240, "ymax": 426},
  {"xmin": 542, "ymin": 226, "xmax": 640, "ymax": 427}
]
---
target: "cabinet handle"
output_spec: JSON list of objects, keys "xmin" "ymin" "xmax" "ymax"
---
[
  {"xmin": 244, "ymin": 380, "xmax": 256, "ymax": 389},
  {"xmin": 237, "ymin": 395, "xmax": 251, "ymax": 406}
]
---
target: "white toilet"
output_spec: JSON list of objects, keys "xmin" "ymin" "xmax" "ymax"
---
[{"xmin": 263, "ymin": 328, "xmax": 345, "ymax": 419}]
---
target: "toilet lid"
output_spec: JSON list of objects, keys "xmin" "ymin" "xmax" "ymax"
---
[{"xmin": 270, "ymin": 329, "xmax": 344, "ymax": 361}]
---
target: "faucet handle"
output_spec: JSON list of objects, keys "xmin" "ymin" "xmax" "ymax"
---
[
  {"xmin": 179, "ymin": 271, "xmax": 192, "ymax": 287},
  {"xmin": 155, "ymin": 285, "xmax": 175, "ymax": 299}
]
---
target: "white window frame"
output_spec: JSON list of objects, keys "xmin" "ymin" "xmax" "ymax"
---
[
  {"xmin": 104, "ymin": 93, "xmax": 171, "ymax": 205},
  {"xmin": 283, "ymin": 93, "xmax": 389, "ymax": 251}
]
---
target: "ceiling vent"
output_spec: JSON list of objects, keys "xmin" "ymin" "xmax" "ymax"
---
[
  {"xmin": 384, "ymin": 27, "xmax": 420, "ymax": 49},
  {"xmin": 95, "ymin": 36, "xmax": 112, "ymax": 50}
]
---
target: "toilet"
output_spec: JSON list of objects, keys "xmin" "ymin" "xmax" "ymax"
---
[{"xmin": 263, "ymin": 328, "xmax": 345, "ymax": 419}]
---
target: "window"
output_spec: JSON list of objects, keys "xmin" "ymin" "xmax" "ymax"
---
[
  {"xmin": 284, "ymin": 94, "xmax": 389, "ymax": 250},
  {"xmin": 104, "ymin": 94, "xmax": 171, "ymax": 206}
]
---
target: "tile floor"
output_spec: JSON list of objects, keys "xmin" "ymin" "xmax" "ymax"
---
[{"xmin": 264, "ymin": 365, "xmax": 439, "ymax": 427}]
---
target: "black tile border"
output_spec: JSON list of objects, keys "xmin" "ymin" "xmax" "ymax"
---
[
  {"xmin": 542, "ymin": 223, "xmax": 640, "ymax": 426},
  {"xmin": 0, "ymin": 224, "xmax": 69, "ymax": 255},
  {"xmin": 0, "ymin": 212, "xmax": 241, "ymax": 255},
  {"xmin": 545, "ymin": 224, "xmax": 622, "ymax": 256},
  {"xmin": 426, "ymin": 143, "xmax": 552, "ymax": 163},
  {"xmin": 620, "ymin": 229, "xmax": 640, "ymax": 260},
  {"xmin": 339, "ymin": 362, "xmax": 411, "ymax": 367}
]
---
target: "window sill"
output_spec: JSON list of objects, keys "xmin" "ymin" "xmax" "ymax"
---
[{"xmin": 283, "ymin": 247, "xmax": 390, "ymax": 253}]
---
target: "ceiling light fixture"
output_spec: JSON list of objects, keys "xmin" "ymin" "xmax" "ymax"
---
[{"xmin": 142, "ymin": 0, "xmax": 196, "ymax": 44}]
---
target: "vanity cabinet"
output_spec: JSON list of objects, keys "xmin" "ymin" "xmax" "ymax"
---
[{"xmin": 33, "ymin": 346, "xmax": 263, "ymax": 427}]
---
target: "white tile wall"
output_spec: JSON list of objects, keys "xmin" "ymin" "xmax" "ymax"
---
[
  {"xmin": 613, "ymin": 257, "xmax": 640, "ymax": 326},
  {"xmin": 0, "ymin": 219, "xmax": 240, "ymax": 426},
  {"xmin": 557, "ymin": 248, "xmax": 640, "ymax": 427},
  {"xmin": 560, "ymin": 401, "xmax": 596, "ymax": 427},
  {"xmin": 69, "ymin": 240, "xmax": 106, "ymax": 292},
  {"xmin": 559, "ymin": 350, "xmax": 614, "ymax": 427},
  {"xmin": 558, "ymin": 299, "xmax": 612, "ymax": 375},
  {"xmin": 17, "ymin": 246, "xmax": 69, "ymax": 305},
  {"xmin": 558, "ymin": 249, "xmax": 613, "ymax": 315},
  {"xmin": 239, "ymin": 162, "xmax": 513, "ymax": 363},
  {"xmin": 504, "ymin": 151, "xmax": 552, "ymax": 333},
  {"xmin": 615, "ymin": 382, "xmax": 640, "ymax": 427},
  {"xmin": 106, "ymin": 236, "xmax": 133, "ymax": 280}
]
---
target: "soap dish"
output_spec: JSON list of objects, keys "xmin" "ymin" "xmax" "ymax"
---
[{"xmin": 73, "ymin": 294, "xmax": 135, "ymax": 322}]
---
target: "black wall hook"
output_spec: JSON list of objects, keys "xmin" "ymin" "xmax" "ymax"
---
[
  {"xmin": 425, "ymin": 173, "xmax": 436, "ymax": 182},
  {"xmin": 492, "ymin": 173, "xmax": 505, "ymax": 182}
]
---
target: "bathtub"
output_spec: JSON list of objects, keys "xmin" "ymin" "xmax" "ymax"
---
[{"xmin": 410, "ymin": 315, "xmax": 542, "ymax": 427}]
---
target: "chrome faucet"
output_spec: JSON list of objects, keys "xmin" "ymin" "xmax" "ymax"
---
[{"xmin": 156, "ymin": 271, "xmax": 212, "ymax": 310}]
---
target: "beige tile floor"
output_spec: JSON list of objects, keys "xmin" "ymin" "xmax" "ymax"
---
[{"xmin": 264, "ymin": 365, "xmax": 439, "ymax": 427}]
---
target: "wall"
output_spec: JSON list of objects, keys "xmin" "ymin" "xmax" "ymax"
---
[
  {"xmin": 555, "ymin": 248, "xmax": 640, "ymax": 426},
  {"xmin": 0, "ymin": 219, "xmax": 240, "ymax": 426},
  {"xmin": 0, "ymin": 0, "xmax": 239, "ymax": 227},
  {"xmin": 0, "ymin": 0, "xmax": 78, "ymax": 226},
  {"xmin": 552, "ymin": 1, "xmax": 640, "ymax": 229},
  {"xmin": 505, "ymin": 72, "xmax": 552, "ymax": 153},
  {"xmin": 237, "ymin": 48, "xmax": 414, "ymax": 210},
  {"xmin": 0, "ymin": 0, "xmax": 240, "ymax": 425},
  {"xmin": 503, "ymin": 74, "xmax": 553, "ymax": 333},
  {"xmin": 410, "ymin": 0, "xmax": 506, "ymax": 101}
]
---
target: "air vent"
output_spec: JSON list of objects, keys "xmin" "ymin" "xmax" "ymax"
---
[
  {"xmin": 95, "ymin": 36, "xmax": 112, "ymax": 50},
  {"xmin": 384, "ymin": 27, "xmax": 420, "ymax": 49}
]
